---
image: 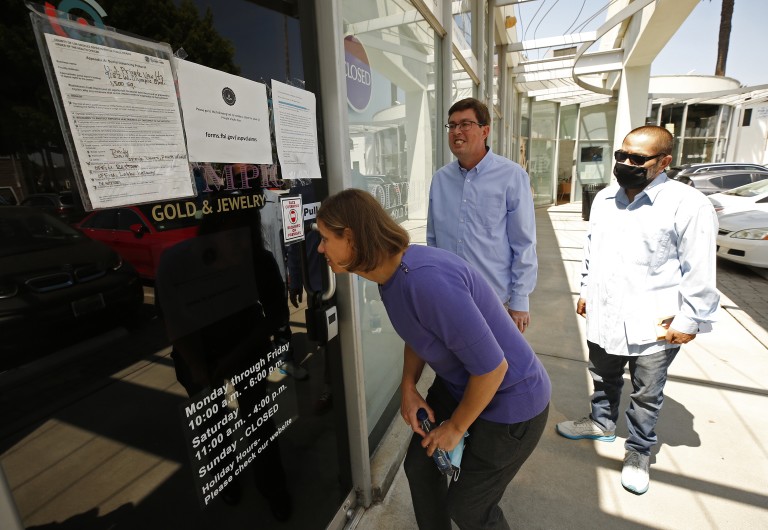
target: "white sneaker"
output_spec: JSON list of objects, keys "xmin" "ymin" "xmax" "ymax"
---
[
  {"xmin": 621, "ymin": 450, "xmax": 650, "ymax": 495},
  {"xmin": 555, "ymin": 417, "xmax": 616, "ymax": 442}
]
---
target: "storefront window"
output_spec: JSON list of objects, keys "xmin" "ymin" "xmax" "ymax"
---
[
  {"xmin": 529, "ymin": 101, "xmax": 557, "ymax": 206},
  {"xmin": 685, "ymin": 104, "xmax": 719, "ymax": 138},
  {"xmin": 454, "ymin": 2, "xmax": 472, "ymax": 50},
  {"xmin": 716, "ymin": 106, "xmax": 732, "ymax": 162},
  {"xmin": 576, "ymin": 103, "xmax": 616, "ymax": 200},
  {"xmin": 681, "ymin": 138, "xmax": 716, "ymax": 164},
  {"xmin": 648, "ymin": 103, "xmax": 661, "ymax": 125},
  {"xmin": 557, "ymin": 105, "xmax": 578, "ymax": 203},
  {"xmin": 342, "ymin": 0, "xmax": 438, "ymax": 443},
  {"xmin": 452, "ymin": 58, "xmax": 475, "ymax": 101},
  {"xmin": 1, "ymin": 2, "xmax": 353, "ymax": 528},
  {"xmin": 660, "ymin": 104, "xmax": 685, "ymax": 163}
]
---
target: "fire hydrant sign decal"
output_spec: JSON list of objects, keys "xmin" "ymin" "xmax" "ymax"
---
[
  {"xmin": 175, "ymin": 59, "xmax": 272, "ymax": 164},
  {"xmin": 280, "ymin": 196, "xmax": 304, "ymax": 244}
]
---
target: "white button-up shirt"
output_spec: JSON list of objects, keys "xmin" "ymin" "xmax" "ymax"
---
[{"xmin": 581, "ymin": 174, "xmax": 720, "ymax": 356}]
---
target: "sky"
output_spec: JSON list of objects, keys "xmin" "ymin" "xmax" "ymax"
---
[{"xmin": 515, "ymin": 0, "xmax": 768, "ymax": 87}]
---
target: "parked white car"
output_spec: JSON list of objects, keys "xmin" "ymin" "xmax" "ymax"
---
[
  {"xmin": 716, "ymin": 211, "xmax": 768, "ymax": 268},
  {"xmin": 708, "ymin": 179, "xmax": 768, "ymax": 216}
]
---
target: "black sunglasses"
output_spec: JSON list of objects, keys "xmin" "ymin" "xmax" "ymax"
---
[{"xmin": 614, "ymin": 150, "xmax": 666, "ymax": 165}]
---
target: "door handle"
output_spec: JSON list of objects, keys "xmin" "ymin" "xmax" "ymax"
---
[{"xmin": 312, "ymin": 222, "xmax": 336, "ymax": 301}]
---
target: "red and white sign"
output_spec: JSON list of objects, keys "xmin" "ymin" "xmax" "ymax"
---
[{"xmin": 280, "ymin": 196, "xmax": 304, "ymax": 244}]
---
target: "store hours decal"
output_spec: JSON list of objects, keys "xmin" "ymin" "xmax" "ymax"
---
[{"xmin": 179, "ymin": 342, "xmax": 295, "ymax": 508}]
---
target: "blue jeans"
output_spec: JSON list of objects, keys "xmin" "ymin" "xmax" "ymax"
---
[
  {"xmin": 403, "ymin": 377, "xmax": 549, "ymax": 530},
  {"xmin": 587, "ymin": 341, "xmax": 679, "ymax": 455}
]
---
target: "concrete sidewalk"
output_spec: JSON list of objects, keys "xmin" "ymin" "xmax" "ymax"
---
[{"xmin": 358, "ymin": 203, "xmax": 768, "ymax": 529}]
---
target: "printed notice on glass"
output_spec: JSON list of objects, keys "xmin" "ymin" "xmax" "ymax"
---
[
  {"xmin": 180, "ymin": 345, "xmax": 298, "ymax": 509},
  {"xmin": 175, "ymin": 59, "xmax": 272, "ymax": 164},
  {"xmin": 271, "ymin": 80, "xmax": 321, "ymax": 180},
  {"xmin": 44, "ymin": 34, "xmax": 192, "ymax": 209}
]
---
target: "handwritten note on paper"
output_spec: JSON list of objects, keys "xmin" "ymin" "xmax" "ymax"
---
[{"xmin": 44, "ymin": 34, "xmax": 192, "ymax": 209}]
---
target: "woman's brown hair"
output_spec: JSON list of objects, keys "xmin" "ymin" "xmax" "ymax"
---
[{"xmin": 317, "ymin": 188, "xmax": 409, "ymax": 273}]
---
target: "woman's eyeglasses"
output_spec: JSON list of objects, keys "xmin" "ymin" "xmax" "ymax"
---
[
  {"xmin": 614, "ymin": 150, "xmax": 666, "ymax": 165},
  {"xmin": 444, "ymin": 121, "xmax": 484, "ymax": 132}
]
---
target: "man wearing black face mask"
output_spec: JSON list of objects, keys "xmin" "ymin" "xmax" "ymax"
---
[{"xmin": 555, "ymin": 125, "xmax": 719, "ymax": 496}]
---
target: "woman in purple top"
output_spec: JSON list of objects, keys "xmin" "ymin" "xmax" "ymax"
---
[{"xmin": 317, "ymin": 189, "xmax": 550, "ymax": 530}]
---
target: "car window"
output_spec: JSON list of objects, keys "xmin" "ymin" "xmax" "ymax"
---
[
  {"xmin": 721, "ymin": 173, "xmax": 751, "ymax": 189},
  {"xmin": 0, "ymin": 188, "xmax": 18, "ymax": 205},
  {"xmin": 0, "ymin": 211, "xmax": 83, "ymax": 257},
  {"xmin": 751, "ymin": 173, "xmax": 768, "ymax": 184},
  {"xmin": 724, "ymin": 179, "xmax": 768, "ymax": 197},
  {"xmin": 23, "ymin": 196, "xmax": 52, "ymax": 207},
  {"xmin": 58, "ymin": 194, "xmax": 74, "ymax": 206},
  {"xmin": 703, "ymin": 176, "xmax": 723, "ymax": 188},
  {"xmin": 81, "ymin": 210, "xmax": 118, "ymax": 229},
  {"xmin": 117, "ymin": 209, "xmax": 147, "ymax": 231}
]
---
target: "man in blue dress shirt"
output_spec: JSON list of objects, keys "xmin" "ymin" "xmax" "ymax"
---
[{"xmin": 427, "ymin": 98, "xmax": 537, "ymax": 334}]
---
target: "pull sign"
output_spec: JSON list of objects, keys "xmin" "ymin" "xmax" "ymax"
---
[
  {"xmin": 303, "ymin": 201, "xmax": 320, "ymax": 222},
  {"xmin": 280, "ymin": 195, "xmax": 304, "ymax": 244}
]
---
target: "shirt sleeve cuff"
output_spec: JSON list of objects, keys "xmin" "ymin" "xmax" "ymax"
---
[
  {"xmin": 506, "ymin": 294, "xmax": 529, "ymax": 312},
  {"xmin": 670, "ymin": 315, "xmax": 699, "ymax": 335}
]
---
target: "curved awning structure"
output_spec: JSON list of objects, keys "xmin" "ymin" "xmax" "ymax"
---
[{"xmin": 496, "ymin": 0, "xmax": 700, "ymax": 105}]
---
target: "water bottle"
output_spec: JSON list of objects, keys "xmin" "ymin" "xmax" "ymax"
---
[{"xmin": 416, "ymin": 408, "xmax": 453, "ymax": 476}]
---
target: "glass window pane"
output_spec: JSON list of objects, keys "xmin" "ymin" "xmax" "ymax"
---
[
  {"xmin": 529, "ymin": 101, "xmax": 557, "ymax": 206},
  {"xmin": 343, "ymin": 0, "xmax": 437, "ymax": 441},
  {"xmin": 681, "ymin": 138, "xmax": 715, "ymax": 164},
  {"xmin": 116, "ymin": 208, "xmax": 144, "ymax": 230},
  {"xmin": 685, "ymin": 104, "xmax": 719, "ymax": 138},
  {"xmin": 575, "ymin": 103, "xmax": 617, "ymax": 199},
  {"xmin": 722, "ymin": 174, "xmax": 751, "ymax": 188},
  {"xmin": 82, "ymin": 209, "xmax": 117, "ymax": 229}
]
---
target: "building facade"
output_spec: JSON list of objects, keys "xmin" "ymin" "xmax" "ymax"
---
[{"xmin": 1, "ymin": 1, "xmax": 766, "ymax": 529}]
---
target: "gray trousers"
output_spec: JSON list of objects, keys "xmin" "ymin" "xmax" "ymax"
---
[{"xmin": 403, "ymin": 378, "xmax": 549, "ymax": 530}]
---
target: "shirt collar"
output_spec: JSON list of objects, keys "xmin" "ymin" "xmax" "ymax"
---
[
  {"xmin": 643, "ymin": 172, "xmax": 669, "ymax": 203},
  {"xmin": 457, "ymin": 146, "xmax": 493, "ymax": 174},
  {"xmin": 607, "ymin": 172, "xmax": 669, "ymax": 206}
]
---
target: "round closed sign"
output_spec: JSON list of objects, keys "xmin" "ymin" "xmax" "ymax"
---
[{"xmin": 344, "ymin": 35, "xmax": 372, "ymax": 112}]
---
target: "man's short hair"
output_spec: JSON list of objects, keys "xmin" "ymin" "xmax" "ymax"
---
[
  {"xmin": 448, "ymin": 98, "xmax": 491, "ymax": 126},
  {"xmin": 626, "ymin": 125, "xmax": 673, "ymax": 155}
]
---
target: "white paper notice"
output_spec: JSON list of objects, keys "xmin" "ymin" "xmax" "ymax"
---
[
  {"xmin": 44, "ymin": 34, "xmax": 192, "ymax": 209},
  {"xmin": 175, "ymin": 59, "xmax": 272, "ymax": 164},
  {"xmin": 271, "ymin": 80, "xmax": 322, "ymax": 180}
]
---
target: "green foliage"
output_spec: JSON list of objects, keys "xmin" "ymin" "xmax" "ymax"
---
[
  {"xmin": 0, "ymin": 0, "xmax": 59, "ymax": 147},
  {"xmin": 100, "ymin": 0, "xmax": 239, "ymax": 74}
]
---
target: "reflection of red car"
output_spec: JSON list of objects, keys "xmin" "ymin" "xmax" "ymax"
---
[{"xmin": 77, "ymin": 204, "xmax": 199, "ymax": 280}]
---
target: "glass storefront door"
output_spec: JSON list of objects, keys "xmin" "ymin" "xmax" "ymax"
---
[{"xmin": 0, "ymin": 1, "xmax": 352, "ymax": 528}]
